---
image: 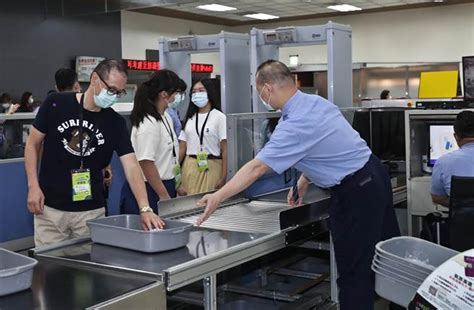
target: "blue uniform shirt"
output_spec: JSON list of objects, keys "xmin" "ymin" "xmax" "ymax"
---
[
  {"xmin": 166, "ymin": 108, "xmax": 182, "ymax": 137},
  {"xmin": 431, "ymin": 142, "xmax": 474, "ymax": 196},
  {"xmin": 256, "ymin": 90, "xmax": 371, "ymax": 188}
]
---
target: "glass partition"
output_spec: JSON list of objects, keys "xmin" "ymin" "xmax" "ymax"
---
[
  {"xmin": 226, "ymin": 108, "xmax": 368, "ymax": 178},
  {"xmin": 0, "ymin": 114, "xmax": 35, "ymax": 160},
  {"xmin": 226, "ymin": 112, "xmax": 281, "ymax": 178}
]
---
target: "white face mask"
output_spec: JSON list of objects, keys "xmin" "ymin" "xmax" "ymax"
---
[
  {"xmin": 191, "ymin": 92, "xmax": 208, "ymax": 108},
  {"xmin": 2, "ymin": 103, "xmax": 10, "ymax": 109},
  {"xmin": 168, "ymin": 93, "xmax": 183, "ymax": 109},
  {"xmin": 28, "ymin": 97, "xmax": 34, "ymax": 104},
  {"xmin": 258, "ymin": 84, "xmax": 273, "ymax": 111}
]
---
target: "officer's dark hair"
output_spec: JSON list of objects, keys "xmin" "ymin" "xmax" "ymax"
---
[
  {"xmin": 93, "ymin": 59, "xmax": 128, "ymax": 81},
  {"xmin": 256, "ymin": 59, "xmax": 295, "ymax": 86},
  {"xmin": 454, "ymin": 111, "xmax": 474, "ymax": 139},
  {"xmin": 131, "ymin": 69, "xmax": 181, "ymax": 128},
  {"xmin": 183, "ymin": 79, "xmax": 221, "ymax": 125},
  {"xmin": 55, "ymin": 68, "xmax": 78, "ymax": 92}
]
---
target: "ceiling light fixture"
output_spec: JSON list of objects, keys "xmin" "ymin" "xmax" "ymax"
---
[
  {"xmin": 244, "ymin": 13, "xmax": 279, "ymax": 20},
  {"xmin": 327, "ymin": 4, "xmax": 362, "ymax": 12},
  {"xmin": 197, "ymin": 4, "xmax": 237, "ymax": 12}
]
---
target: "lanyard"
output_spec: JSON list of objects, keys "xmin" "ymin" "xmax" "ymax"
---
[
  {"xmin": 78, "ymin": 94, "xmax": 101, "ymax": 169},
  {"xmin": 195, "ymin": 109, "xmax": 212, "ymax": 149},
  {"xmin": 162, "ymin": 115, "xmax": 177, "ymax": 159},
  {"xmin": 79, "ymin": 94, "xmax": 85, "ymax": 169}
]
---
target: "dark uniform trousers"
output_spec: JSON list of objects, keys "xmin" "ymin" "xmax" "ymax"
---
[{"xmin": 329, "ymin": 154, "xmax": 400, "ymax": 310}]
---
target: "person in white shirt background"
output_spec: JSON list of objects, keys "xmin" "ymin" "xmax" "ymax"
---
[
  {"xmin": 120, "ymin": 69, "xmax": 185, "ymax": 215},
  {"xmin": 179, "ymin": 79, "xmax": 227, "ymax": 195}
]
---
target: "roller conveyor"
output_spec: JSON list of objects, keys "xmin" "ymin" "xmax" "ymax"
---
[{"xmin": 172, "ymin": 201, "xmax": 289, "ymax": 234}]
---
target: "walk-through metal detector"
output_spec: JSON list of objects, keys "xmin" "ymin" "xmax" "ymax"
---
[
  {"xmin": 251, "ymin": 22, "xmax": 353, "ymax": 111},
  {"xmin": 159, "ymin": 32, "xmax": 251, "ymax": 116}
]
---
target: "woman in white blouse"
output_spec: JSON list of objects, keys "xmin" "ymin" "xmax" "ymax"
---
[
  {"xmin": 179, "ymin": 79, "xmax": 227, "ymax": 195},
  {"xmin": 120, "ymin": 70, "xmax": 184, "ymax": 214}
]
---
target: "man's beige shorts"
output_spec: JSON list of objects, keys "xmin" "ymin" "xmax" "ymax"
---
[{"xmin": 34, "ymin": 205, "xmax": 105, "ymax": 247}]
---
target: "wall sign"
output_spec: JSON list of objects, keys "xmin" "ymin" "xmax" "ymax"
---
[
  {"xmin": 76, "ymin": 56, "xmax": 105, "ymax": 82},
  {"xmin": 123, "ymin": 59, "xmax": 213, "ymax": 73}
]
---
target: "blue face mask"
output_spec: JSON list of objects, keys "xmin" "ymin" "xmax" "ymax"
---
[
  {"xmin": 168, "ymin": 93, "xmax": 183, "ymax": 109},
  {"xmin": 191, "ymin": 92, "xmax": 208, "ymax": 108},
  {"xmin": 94, "ymin": 88, "xmax": 118, "ymax": 109}
]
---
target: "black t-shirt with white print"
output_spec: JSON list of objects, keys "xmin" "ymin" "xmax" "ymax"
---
[{"xmin": 33, "ymin": 92, "xmax": 134, "ymax": 212}]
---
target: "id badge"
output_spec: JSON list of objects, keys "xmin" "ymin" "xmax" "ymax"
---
[
  {"xmin": 71, "ymin": 169, "xmax": 92, "ymax": 202},
  {"xmin": 196, "ymin": 151, "xmax": 209, "ymax": 172},
  {"xmin": 173, "ymin": 164, "xmax": 182, "ymax": 188}
]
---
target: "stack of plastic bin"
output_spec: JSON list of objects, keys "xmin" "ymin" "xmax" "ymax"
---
[{"xmin": 372, "ymin": 236, "xmax": 458, "ymax": 307}]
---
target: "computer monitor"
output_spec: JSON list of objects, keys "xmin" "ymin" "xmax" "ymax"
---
[
  {"xmin": 463, "ymin": 56, "xmax": 474, "ymax": 101},
  {"xmin": 429, "ymin": 124, "xmax": 459, "ymax": 166}
]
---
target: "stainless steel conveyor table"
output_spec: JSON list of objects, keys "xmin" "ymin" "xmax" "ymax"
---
[
  {"xmin": 31, "ymin": 188, "xmax": 332, "ymax": 310},
  {"xmin": 0, "ymin": 261, "xmax": 164, "ymax": 309}
]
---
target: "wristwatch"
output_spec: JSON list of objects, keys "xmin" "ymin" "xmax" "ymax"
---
[{"xmin": 139, "ymin": 206, "xmax": 153, "ymax": 214}]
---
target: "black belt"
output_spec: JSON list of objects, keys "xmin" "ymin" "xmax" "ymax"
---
[
  {"xmin": 330, "ymin": 155, "xmax": 374, "ymax": 191},
  {"xmin": 188, "ymin": 154, "xmax": 222, "ymax": 160}
]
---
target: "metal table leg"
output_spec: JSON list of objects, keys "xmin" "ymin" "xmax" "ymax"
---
[
  {"xmin": 329, "ymin": 234, "xmax": 339, "ymax": 303},
  {"xmin": 203, "ymin": 274, "xmax": 217, "ymax": 310}
]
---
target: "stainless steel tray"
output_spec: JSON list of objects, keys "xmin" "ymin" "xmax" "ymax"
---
[{"xmin": 87, "ymin": 215, "xmax": 193, "ymax": 253}]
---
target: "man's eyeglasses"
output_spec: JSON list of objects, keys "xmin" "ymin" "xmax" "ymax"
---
[{"xmin": 95, "ymin": 72, "xmax": 127, "ymax": 98}]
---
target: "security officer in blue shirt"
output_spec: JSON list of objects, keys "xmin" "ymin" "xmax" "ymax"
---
[
  {"xmin": 197, "ymin": 60, "xmax": 400, "ymax": 309},
  {"xmin": 431, "ymin": 111, "xmax": 474, "ymax": 207}
]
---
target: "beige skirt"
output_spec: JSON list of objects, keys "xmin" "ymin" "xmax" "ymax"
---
[{"xmin": 181, "ymin": 156, "xmax": 222, "ymax": 195}]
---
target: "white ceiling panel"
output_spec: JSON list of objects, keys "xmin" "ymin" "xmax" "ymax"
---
[{"xmin": 131, "ymin": 0, "xmax": 449, "ymax": 25}]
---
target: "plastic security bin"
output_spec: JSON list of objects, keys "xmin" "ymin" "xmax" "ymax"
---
[
  {"xmin": 372, "ymin": 261, "xmax": 422, "ymax": 288},
  {"xmin": 374, "ymin": 253, "xmax": 431, "ymax": 279},
  {"xmin": 373, "ymin": 270, "xmax": 418, "ymax": 308},
  {"xmin": 376, "ymin": 237, "xmax": 458, "ymax": 272},
  {"xmin": 87, "ymin": 215, "xmax": 193, "ymax": 253},
  {"xmin": 0, "ymin": 248, "xmax": 38, "ymax": 296},
  {"xmin": 373, "ymin": 256, "xmax": 426, "ymax": 283}
]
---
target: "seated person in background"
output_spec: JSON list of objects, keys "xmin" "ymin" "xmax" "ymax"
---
[
  {"xmin": 18, "ymin": 91, "xmax": 35, "ymax": 112},
  {"xmin": 380, "ymin": 89, "xmax": 391, "ymax": 99},
  {"xmin": 0, "ymin": 93, "xmax": 20, "ymax": 115},
  {"xmin": 431, "ymin": 111, "xmax": 474, "ymax": 207}
]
